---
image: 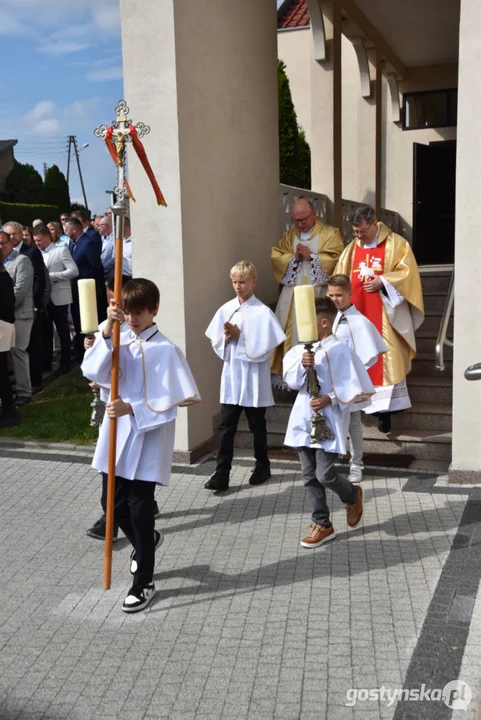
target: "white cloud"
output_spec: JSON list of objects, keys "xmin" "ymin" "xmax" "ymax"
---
[
  {"xmin": 34, "ymin": 118, "xmax": 61, "ymax": 135},
  {"xmin": 0, "ymin": 0, "xmax": 121, "ymax": 44},
  {"xmin": 25, "ymin": 101, "xmax": 57, "ymax": 122},
  {"xmin": 0, "ymin": 9, "xmax": 31, "ymax": 36},
  {"xmin": 87, "ymin": 67, "xmax": 123, "ymax": 82},
  {"xmin": 37, "ymin": 41, "xmax": 91, "ymax": 56}
]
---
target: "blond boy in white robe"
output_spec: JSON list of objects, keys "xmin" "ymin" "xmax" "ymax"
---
[
  {"xmin": 205, "ymin": 261, "xmax": 286, "ymax": 491},
  {"xmin": 283, "ymin": 297, "xmax": 373, "ymax": 548}
]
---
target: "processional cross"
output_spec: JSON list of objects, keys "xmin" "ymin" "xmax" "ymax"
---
[{"xmin": 94, "ymin": 100, "xmax": 166, "ymax": 590}]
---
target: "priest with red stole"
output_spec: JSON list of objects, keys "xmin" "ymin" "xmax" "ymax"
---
[{"xmin": 334, "ymin": 205, "xmax": 424, "ymax": 433}]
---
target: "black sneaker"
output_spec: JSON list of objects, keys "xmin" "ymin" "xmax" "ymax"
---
[
  {"xmin": 153, "ymin": 500, "xmax": 161, "ymax": 519},
  {"xmin": 86, "ymin": 516, "xmax": 119, "ymax": 542},
  {"xmin": 130, "ymin": 529, "xmax": 163, "ymax": 575},
  {"xmin": 204, "ymin": 472, "xmax": 230, "ymax": 491},
  {"xmin": 0, "ymin": 410, "xmax": 20, "ymax": 428},
  {"xmin": 378, "ymin": 413, "xmax": 391, "ymax": 434},
  {"xmin": 14, "ymin": 395, "xmax": 31, "ymax": 408},
  {"xmin": 122, "ymin": 583, "xmax": 156, "ymax": 613},
  {"xmin": 249, "ymin": 465, "xmax": 271, "ymax": 486}
]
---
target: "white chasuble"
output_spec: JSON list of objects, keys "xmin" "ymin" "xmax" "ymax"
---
[
  {"xmin": 205, "ymin": 295, "xmax": 286, "ymax": 407},
  {"xmin": 282, "ymin": 335, "xmax": 374, "ymax": 455},
  {"xmin": 81, "ymin": 324, "xmax": 201, "ymax": 484}
]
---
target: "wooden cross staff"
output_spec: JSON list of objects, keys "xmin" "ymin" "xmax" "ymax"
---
[{"xmin": 94, "ymin": 99, "xmax": 166, "ymax": 590}]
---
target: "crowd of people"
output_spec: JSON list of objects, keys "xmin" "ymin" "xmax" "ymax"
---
[
  {"xmin": 0, "ymin": 209, "xmax": 133, "ymax": 428},
  {"xmin": 75, "ymin": 202, "xmax": 425, "ymax": 613}
]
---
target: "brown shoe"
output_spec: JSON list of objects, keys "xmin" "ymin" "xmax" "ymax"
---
[
  {"xmin": 300, "ymin": 523, "xmax": 336, "ymax": 548},
  {"xmin": 346, "ymin": 485, "xmax": 364, "ymax": 527}
]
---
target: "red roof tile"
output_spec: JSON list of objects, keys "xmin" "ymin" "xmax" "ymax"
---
[{"xmin": 278, "ymin": 0, "xmax": 310, "ymax": 30}]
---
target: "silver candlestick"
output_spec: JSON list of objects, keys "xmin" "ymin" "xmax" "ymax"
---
[{"xmin": 304, "ymin": 343, "xmax": 335, "ymax": 444}]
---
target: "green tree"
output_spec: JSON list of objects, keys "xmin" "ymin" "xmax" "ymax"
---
[
  {"xmin": 297, "ymin": 130, "xmax": 311, "ymax": 190},
  {"xmin": 278, "ymin": 59, "xmax": 311, "ymax": 189},
  {"xmin": 6, "ymin": 161, "xmax": 45, "ymax": 203},
  {"xmin": 44, "ymin": 164, "xmax": 71, "ymax": 212}
]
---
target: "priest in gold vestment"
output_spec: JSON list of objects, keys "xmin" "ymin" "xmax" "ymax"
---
[
  {"xmin": 335, "ymin": 205, "xmax": 424, "ymax": 433},
  {"xmin": 270, "ymin": 199, "xmax": 344, "ymax": 378}
]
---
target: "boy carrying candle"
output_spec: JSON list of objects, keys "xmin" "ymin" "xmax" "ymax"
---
[
  {"xmin": 204, "ymin": 261, "xmax": 286, "ymax": 491},
  {"xmin": 328, "ymin": 273, "xmax": 387, "ymax": 484},
  {"xmin": 82, "ymin": 278, "xmax": 200, "ymax": 612},
  {"xmin": 283, "ymin": 296, "xmax": 373, "ymax": 548}
]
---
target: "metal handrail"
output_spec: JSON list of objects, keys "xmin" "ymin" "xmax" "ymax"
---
[{"xmin": 435, "ymin": 270, "xmax": 454, "ymax": 371}]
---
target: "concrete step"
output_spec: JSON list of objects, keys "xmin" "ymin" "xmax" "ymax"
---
[
  {"xmin": 421, "ymin": 290, "xmax": 452, "ymax": 314},
  {"xmin": 415, "ymin": 336, "xmax": 453, "ymax": 358},
  {"xmin": 266, "ymin": 401, "xmax": 451, "ymax": 431},
  {"xmin": 411, "ymin": 353, "xmax": 452, "ymax": 376},
  {"xmin": 419, "ymin": 267, "xmax": 453, "ymax": 293},
  {"xmin": 407, "ymin": 375, "xmax": 452, "ymax": 404},
  {"xmin": 234, "ymin": 419, "xmax": 452, "ymax": 461},
  {"xmin": 420, "ymin": 311, "xmax": 453, "ymax": 336}
]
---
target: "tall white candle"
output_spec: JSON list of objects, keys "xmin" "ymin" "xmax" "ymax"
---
[
  {"xmin": 294, "ymin": 285, "xmax": 317, "ymax": 343},
  {"xmin": 78, "ymin": 279, "xmax": 99, "ymax": 334}
]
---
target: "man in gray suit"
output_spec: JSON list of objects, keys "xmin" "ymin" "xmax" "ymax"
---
[
  {"xmin": 33, "ymin": 225, "xmax": 79, "ymax": 375},
  {"xmin": 0, "ymin": 231, "xmax": 34, "ymax": 406}
]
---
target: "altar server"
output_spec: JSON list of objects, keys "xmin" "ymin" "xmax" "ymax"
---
[
  {"xmin": 204, "ymin": 260, "xmax": 286, "ymax": 491},
  {"xmin": 328, "ymin": 274, "xmax": 387, "ymax": 483},
  {"xmin": 283, "ymin": 296, "xmax": 373, "ymax": 548},
  {"xmin": 82, "ymin": 278, "xmax": 201, "ymax": 612}
]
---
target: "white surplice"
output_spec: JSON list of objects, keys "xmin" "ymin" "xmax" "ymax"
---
[
  {"xmin": 283, "ymin": 334, "xmax": 374, "ymax": 454},
  {"xmin": 81, "ymin": 324, "xmax": 201, "ymax": 485},
  {"xmin": 205, "ymin": 294, "xmax": 286, "ymax": 407},
  {"xmin": 333, "ymin": 305, "xmax": 387, "ymax": 370}
]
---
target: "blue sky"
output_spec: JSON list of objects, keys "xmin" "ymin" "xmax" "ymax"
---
[{"xmin": 0, "ymin": 0, "xmax": 123, "ymax": 215}]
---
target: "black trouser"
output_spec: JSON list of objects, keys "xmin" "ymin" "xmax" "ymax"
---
[
  {"xmin": 27, "ymin": 310, "xmax": 44, "ymax": 386},
  {"xmin": 0, "ymin": 352, "xmax": 13, "ymax": 413},
  {"xmin": 216, "ymin": 404, "xmax": 269, "ymax": 474},
  {"xmin": 44, "ymin": 302, "xmax": 71, "ymax": 369},
  {"xmin": 101, "ymin": 473, "xmax": 155, "ymax": 587}
]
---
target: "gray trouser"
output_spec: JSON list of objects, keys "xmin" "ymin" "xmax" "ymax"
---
[
  {"xmin": 348, "ymin": 411, "xmax": 364, "ymax": 469},
  {"xmin": 298, "ymin": 447, "xmax": 358, "ymax": 527},
  {"xmin": 11, "ymin": 318, "xmax": 33, "ymax": 398}
]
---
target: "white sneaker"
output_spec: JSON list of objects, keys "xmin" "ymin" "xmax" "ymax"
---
[
  {"xmin": 348, "ymin": 466, "xmax": 363, "ymax": 484},
  {"xmin": 122, "ymin": 583, "xmax": 156, "ymax": 613}
]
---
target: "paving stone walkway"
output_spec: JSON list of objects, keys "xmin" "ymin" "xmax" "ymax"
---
[{"xmin": 0, "ymin": 450, "xmax": 480, "ymax": 720}]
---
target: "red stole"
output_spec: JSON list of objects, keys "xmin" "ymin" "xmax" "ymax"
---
[{"xmin": 350, "ymin": 240, "xmax": 387, "ymax": 386}]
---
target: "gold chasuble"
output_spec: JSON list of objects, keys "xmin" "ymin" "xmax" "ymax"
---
[
  {"xmin": 271, "ymin": 219, "xmax": 344, "ymax": 375},
  {"xmin": 335, "ymin": 222, "xmax": 424, "ymax": 386}
]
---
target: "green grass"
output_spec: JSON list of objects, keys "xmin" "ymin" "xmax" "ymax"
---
[{"xmin": 0, "ymin": 368, "xmax": 98, "ymax": 445}]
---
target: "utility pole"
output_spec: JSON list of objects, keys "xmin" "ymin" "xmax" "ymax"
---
[
  {"xmin": 66, "ymin": 135, "xmax": 88, "ymax": 209},
  {"xmin": 43, "ymin": 162, "xmax": 47, "ymax": 180}
]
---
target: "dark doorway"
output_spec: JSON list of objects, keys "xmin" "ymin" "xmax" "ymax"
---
[{"xmin": 413, "ymin": 140, "xmax": 456, "ymax": 265}]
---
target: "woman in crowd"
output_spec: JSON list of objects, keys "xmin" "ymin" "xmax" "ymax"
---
[
  {"xmin": 21, "ymin": 226, "xmax": 35, "ymax": 247},
  {"xmin": 48, "ymin": 221, "xmax": 68, "ymax": 246}
]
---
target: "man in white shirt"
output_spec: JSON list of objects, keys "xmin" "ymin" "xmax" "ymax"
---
[
  {"xmin": 98, "ymin": 215, "xmax": 114, "ymax": 281},
  {"xmin": 112, "ymin": 216, "xmax": 133, "ymax": 277},
  {"xmin": 33, "ymin": 225, "xmax": 79, "ymax": 375}
]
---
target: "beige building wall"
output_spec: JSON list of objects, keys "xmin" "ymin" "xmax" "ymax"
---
[
  {"xmin": 278, "ymin": 28, "xmax": 312, "ymax": 144},
  {"xmin": 450, "ymin": 0, "xmax": 481, "ymax": 479},
  {"xmin": 278, "ymin": 27, "xmax": 457, "ymax": 241},
  {"xmin": 120, "ymin": 0, "xmax": 279, "ymax": 454}
]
